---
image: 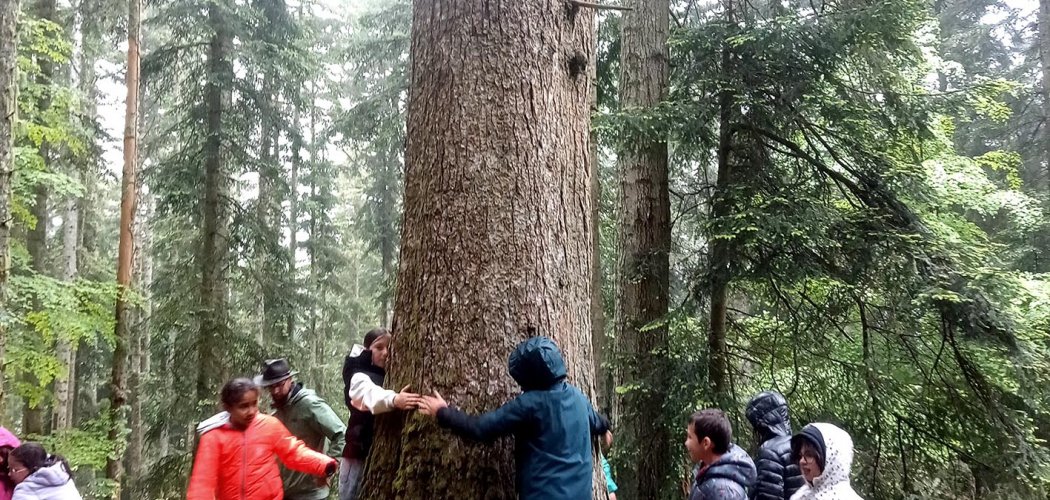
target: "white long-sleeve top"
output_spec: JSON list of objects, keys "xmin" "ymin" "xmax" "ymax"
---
[{"xmin": 347, "ymin": 371, "xmax": 397, "ymax": 414}]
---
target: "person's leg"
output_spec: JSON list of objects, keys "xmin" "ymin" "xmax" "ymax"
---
[{"xmin": 339, "ymin": 458, "xmax": 364, "ymax": 500}]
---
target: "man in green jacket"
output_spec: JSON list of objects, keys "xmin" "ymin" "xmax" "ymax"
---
[{"xmin": 257, "ymin": 358, "xmax": 347, "ymax": 500}]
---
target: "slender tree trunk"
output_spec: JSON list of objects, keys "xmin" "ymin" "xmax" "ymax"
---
[
  {"xmin": 23, "ymin": 0, "xmax": 57, "ymax": 437},
  {"xmin": 53, "ymin": 195, "xmax": 78, "ymax": 431},
  {"xmin": 614, "ymin": 0, "xmax": 672, "ymax": 496},
  {"xmin": 73, "ymin": 341, "xmax": 98, "ymax": 425},
  {"xmin": 127, "ymin": 196, "xmax": 150, "ymax": 489},
  {"xmin": 307, "ymin": 83, "xmax": 318, "ymax": 355},
  {"xmin": 1041, "ymin": 0, "xmax": 1050, "ymax": 191},
  {"xmin": 65, "ymin": 0, "xmax": 102, "ymax": 429},
  {"xmin": 0, "ymin": 0, "xmax": 19, "ymax": 420},
  {"xmin": 197, "ymin": 0, "xmax": 232, "ymax": 407},
  {"xmin": 707, "ymin": 0, "xmax": 736, "ymax": 402},
  {"xmin": 54, "ymin": 0, "xmax": 100, "ymax": 431},
  {"xmin": 287, "ymin": 109, "xmax": 300, "ymax": 341},
  {"xmin": 378, "ymin": 152, "xmax": 395, "ymax": 325},
  {"xmin": 256, "ymin": 66, "xmax": 275, "ymax": 346},
  {"xmin": 360, "ymin": 1, "xmax": 600, "ymax": 498},
  {"xmin": 107, "ymin": 0, "xmax": 140, "ymax": 491},
  {"xmin": 587, "ymin": 12, "xmax": 608, "ymax": 415}
]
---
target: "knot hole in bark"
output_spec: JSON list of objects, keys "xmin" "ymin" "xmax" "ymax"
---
[
  {"xmin": 567, "ymin": 51, "xmax": 588, "ymax": 79},
  {"xmin": 564, "ymin": 0, "xmax": 580, "ymax": 21}
]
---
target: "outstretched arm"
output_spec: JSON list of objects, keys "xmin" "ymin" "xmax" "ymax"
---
[
  {"xmin": 419, "ymin": 391, "xmax": 532, "ymax": 443},
  {"xmin": 186, "ymin": 433, "xmax": 220, "ymax": 500},
  {"xmin": 589, "ymin": 406, "xmax": 610, "ymax": 436},
  {"xmin": 273, "ymin": 420, "xmax": 337, "ymax": 477},
  {"xmin": 349, "ymin": 374, "xmax": 421, "ymax": 415}
]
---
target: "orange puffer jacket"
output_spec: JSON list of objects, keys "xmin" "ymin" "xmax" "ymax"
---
[{"xmin": 187, "ymin": 413, "xmax": 335, "ymax": 500}]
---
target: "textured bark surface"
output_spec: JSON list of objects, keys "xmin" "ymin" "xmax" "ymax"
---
[
  {"xmin": 613, "ymin": 0, "xmax": 672, "ymax": 496},
  {"xmin": 359, "ymin": 1, "xmax": 600, "ymax": 498},
  {"xmin": 0, "ymin": 0, "xmax": 18, "ymax": 420},
  {"xmin": 197, "ymin": 0, "xmax": 232, "ymax": 406}
]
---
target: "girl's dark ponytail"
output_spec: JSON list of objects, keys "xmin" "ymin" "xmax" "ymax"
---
[{"xmin": 10, "ymin": 443, "xmax": 74, "ymax": 480}]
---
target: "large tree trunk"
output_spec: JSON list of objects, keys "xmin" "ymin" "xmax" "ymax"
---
[
  {"xmin": 197, "ymin": 0, "xmax": 232, "ymax": 407},
  {"xmin": 0, "ymin": 0, "xmax": 18, "ymax": 420},
  {"xmin": 614, "ymin": 0, "xmax": 672, "ymax": 496},
  {"xmin": 359, "ymin": 1, "xmax": 600, "ymax": 498},
  {"xmin": 107, "ymin": 0, "xmax": 140, "ymax": 491}
]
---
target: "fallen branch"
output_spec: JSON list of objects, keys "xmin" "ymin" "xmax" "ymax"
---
[{"xmin": 568, "ymin": 0, "xmax": 632, "ymax": 11}]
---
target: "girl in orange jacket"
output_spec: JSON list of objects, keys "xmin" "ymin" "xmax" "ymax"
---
[{"xmin": 187, "ymin": 378, "xmax": 338, "ymax": 500}]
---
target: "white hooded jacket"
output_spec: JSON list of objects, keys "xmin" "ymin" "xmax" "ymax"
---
[
  {"xmin": 11, "ymin": 463, "xmax": 82, "ymax": 500},
  {"xmin": 789, "ymin": 423, "xmax": 863, "ymax": 500}
]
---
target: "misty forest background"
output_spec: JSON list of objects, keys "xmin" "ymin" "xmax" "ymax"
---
[{"xmin": 1, "ymin": 0, "xmax": 1049, "ymax": 498}]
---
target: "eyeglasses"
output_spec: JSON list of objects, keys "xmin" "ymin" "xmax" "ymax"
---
[{"xmin": 7, "ymin": 467, "xmax": 26, "ymax": 476}]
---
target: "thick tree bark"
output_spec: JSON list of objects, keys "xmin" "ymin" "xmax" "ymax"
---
[
  {"xmin": 614, "ymin": 0, "xmax": 672, "ymax": 496},
  {"xmin": 107, "ymin": 0, "xmax": 140, "ymax": 490},
  {"xmin": 0, "ymin": 0, "xmax": 19, "ymax": 420},
  {"xmin": 23, "ymin": 0, "xmax": 57, "ymax": 437},
  {"xmin": 197, "ymin": 0, "xmax": 232, "ymax": 407},
  {"xmin": 359, "ymin": 1, "xmax": 600, "ymax": 498}
]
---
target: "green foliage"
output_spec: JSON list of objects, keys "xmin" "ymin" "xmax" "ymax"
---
[{"xmin": 593, "ymin": 0, "xmax": 1050, "ymax": 496}]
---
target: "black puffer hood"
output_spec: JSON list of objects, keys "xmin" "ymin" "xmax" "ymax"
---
[
  {"xmin": 746, "ymin": 391, "xmax": 792, "ymax": 440},
  {"xmin": 508, "ymin": 337, "xmax": 567, "ymax": 391}
]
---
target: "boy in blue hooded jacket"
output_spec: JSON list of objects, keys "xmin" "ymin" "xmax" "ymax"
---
[{"xmin": 418, "ymin": 336, "xmax": 610, "ymax": 500}]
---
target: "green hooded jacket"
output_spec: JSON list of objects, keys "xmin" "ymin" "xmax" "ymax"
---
[{"xmin": 273, "ymin": 384, "xmax": 347, "ymax": 500}]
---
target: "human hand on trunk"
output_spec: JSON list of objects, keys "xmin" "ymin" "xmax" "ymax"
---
[
  {"xmin": 417, "ymin": 391, "xmax": 448, "ymax": 417},
  {"xmin": 393, "ymin": 385, "xmax": 422, "ymax": 410}
]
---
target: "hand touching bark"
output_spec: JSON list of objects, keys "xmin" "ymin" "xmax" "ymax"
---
[
  {"xmin": 417, "ymin": 391, "xmax": 448, "ymax": 417},
  {"xmin": 393, "ymin": 385, "xmax": 422, "ymax": 410}
]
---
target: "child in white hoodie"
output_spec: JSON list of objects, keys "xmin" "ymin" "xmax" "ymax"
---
[
  {"xmin": 789, "ymin": 423, "xmax": 864, "ymax": 500},
  {"xmin": 7, "ymin": 443, "xmax": 81, "ymax": 500}
]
